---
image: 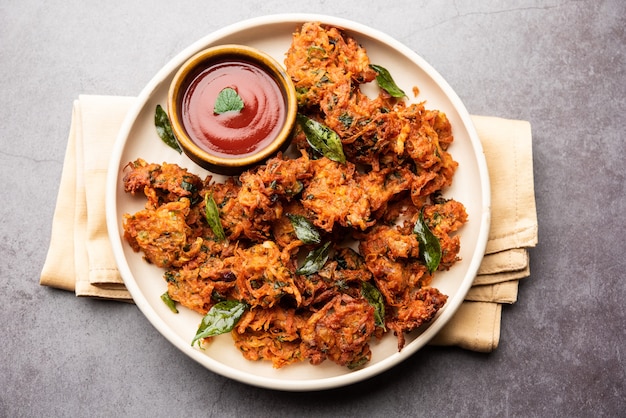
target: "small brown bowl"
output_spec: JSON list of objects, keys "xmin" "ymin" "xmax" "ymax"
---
[{"xmin": 168, "ymin": 44, "xmax": 297, "ymax": 175}]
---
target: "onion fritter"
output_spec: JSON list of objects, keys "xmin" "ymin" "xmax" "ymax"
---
[
  {"xmin": 121, "ymin": 22, "xmax": 469, "ymax": 369},
  {"xmin": 300, "ymin": 294, "xmax": 376, "ymax": 368}
]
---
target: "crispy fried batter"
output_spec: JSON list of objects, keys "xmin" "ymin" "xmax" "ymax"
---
[
  {"xmin": 164, "ymin": 240, "xmax": 239, "ymax": 314},
  {"xmin": 296, "ymin": 247, "xmax": 374, "ymax": 308},
  {"xmin": 123, "ymin": 199, "xmax": 202, "ymax": 268},
  {"xmin": 233, "ymin": 241, "xmax": 302, "ymax": 309},
  {"xmin": 300, "ymin": 294, "xmax": 375, "ymax": 368},
  {"xmin": 123, "ymin": 158, "xmax": 203, "ymax": 209},
  {"xmin": 121, "ymin": 22, "xmax": 468, "ymax": 369},
  {"xmin": 358, "ymin": 222, "xmax": 450, "ymax": 349},
  {"xmin": 388, "ymin": 287, "xmax": 448, "ymax": 350},
  {"xmin": 233, "ymin": 306, "xmax": 306, "ymax": 368},
  {"xmin": 285, "ymin": 22, "xmax": 376, "ymax": 108},
  {"xmin": 301, "ymin": 157, "xmax": 373, "ymax": 232},
  {"xmin": 423, "ymin": 198, "xmax": 468, "ymax": 269},
  {"xmin": 286, "ymin": 22, "xmax": 458, "ymax": 197}
]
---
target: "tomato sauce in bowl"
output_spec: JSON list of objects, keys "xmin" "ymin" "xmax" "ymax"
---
[
  {"xmin": 181, "ymin": 60, "xmax": 286, "ymax": 158},
  {"xmin": 168, "ymin": 44, "xmax": 297, "ymax": 175}
]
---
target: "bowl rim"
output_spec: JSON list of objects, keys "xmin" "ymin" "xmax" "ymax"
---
[
  {"xmin": 106, "ymin": 13, "xmax": 492, "ymax": 392},
  {"xmin": 167, "ymin": 43, "xmax": 298, "ymax": 171}
]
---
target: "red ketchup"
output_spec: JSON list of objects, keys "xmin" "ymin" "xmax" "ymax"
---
[{"xmin": 181, "ymin": 60, "xmax": 286, "ymax": 158}]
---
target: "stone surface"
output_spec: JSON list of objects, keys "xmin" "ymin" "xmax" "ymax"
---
[{"xmin": 1, "ymin": 1, "xmax": 624, "ymax": 416}]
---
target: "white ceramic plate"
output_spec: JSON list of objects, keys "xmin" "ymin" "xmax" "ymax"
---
[{"xmin": 106, "ymin": 13, "xmax": 490, "ymax": 391}]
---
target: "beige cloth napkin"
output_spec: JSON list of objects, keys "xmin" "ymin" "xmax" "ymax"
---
[
  {"xmin": 41, "ymin": 95, "xmax": 134, "ymax": 301},
  {"xmin": 429, "ymin": 115, "xmax": 537, "ymax": 351},
  {"xmin": 40, "ymin": 96, "xmax": 537, "ymax": 351}
]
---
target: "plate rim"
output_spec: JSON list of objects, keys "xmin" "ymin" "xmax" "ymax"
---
[{"xmin": 106, "ymin": 13, "xmax": 491, "ymax": 391}]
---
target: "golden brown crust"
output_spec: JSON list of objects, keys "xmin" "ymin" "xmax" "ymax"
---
[{"xmin": 120, "ymin": 22, "xmax": 468, "ymax": 368}]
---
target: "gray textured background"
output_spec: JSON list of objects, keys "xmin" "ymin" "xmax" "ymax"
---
[{"xmin": 2, "ymin": 1, "xmax": 625, "ymax": 416}]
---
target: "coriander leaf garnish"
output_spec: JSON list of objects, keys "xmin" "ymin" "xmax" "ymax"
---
[
  {"xmin": 370, "ymin": 64, "xmax": 406, "ymax": 98},
  {"xmin": 214, "ymin": 87, "xmax": 244, "ymax": 114},
  {"xmin": 155, "ymin": 104, "xmax": 182, "ymax": 153},
  {"xmin": 204, "ymin": 193, "xmax": 226, "ymax": 241},
  {"xmin": 413, "ymin": 208, "xmax": 442, "ymax": 274},
  {"xmin": 296, "ymin": 113, "xmax": 346, "ymax": 164},
  {"xmin": 191, "ymin": 300, "xmax": 248, "ymax": 347},
  {"xmin": 286, "ymin": 214, "xmax": 321, "ymax": 244}
]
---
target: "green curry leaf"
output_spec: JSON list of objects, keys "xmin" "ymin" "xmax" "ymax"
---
[
  {"xmin": 155, "ymin": 104, "xmax": 182, "ymax": 153},
  {"xmin": 296, "ymin": 114, "xmax": 346, "ymax": 164},
  {"xmin": 160, "ymin": 291, "xmax": 179, "ymax": 314},
  {"xmin": 370, "ymin": 64, "xmax": 406, "ymax": 98},
  {"xmin": 296, "ymin": 241, "xmax": 331, "ymax": 276},
  {"xmin": 192, "ymin": 300, "xmax": 248, "ymax": 347},
  {"xmin": 361, "ymin": 281, "xmax": 386, "ymax": 330},
  {"xmin": 204, "ymin": 193, "xmax": 226, "ymax": 241},
  {"xmin": 287, "ymin": 214, "xmax": 321, "ymax": 244},
  {"xmin": 214, "ymin": 87, "xmax": 244, "ymax": 114},
  {"xmin": 413, "ymin": 209, "xmax": 442, "ymax": 274}
]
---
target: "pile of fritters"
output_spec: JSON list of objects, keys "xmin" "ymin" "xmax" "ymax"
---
[{"xmin": 122, "ymin": 22, "xmax": 467, "ymax": 369}]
